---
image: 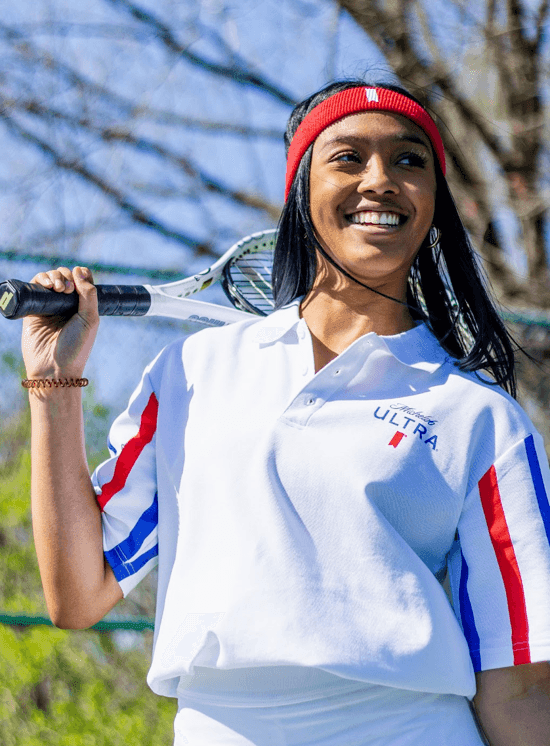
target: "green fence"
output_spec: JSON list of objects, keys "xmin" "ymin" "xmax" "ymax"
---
[{"xmin": 0, "ymin": 612, "xmax": 154, "ymax": 631}]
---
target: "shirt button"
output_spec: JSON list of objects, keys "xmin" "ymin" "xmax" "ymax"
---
[
  {"xmin": 334, "ymin": 369, "xmax": 341, "ymax": 376},
  {"xmin": 306, "ymin": 397, "xmax": 316, "ymax": 406}
]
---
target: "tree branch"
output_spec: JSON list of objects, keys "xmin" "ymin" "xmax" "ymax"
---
[
  {"xmin": 4, "ymin": 95, "xmax": 281, "ymax": 221},
  {"xmin": 0, "ymin": 24, "xmax": 285, "ymax": 140},
  {"xmin": 0, "ymin": 110, "xmax": 209, "ymax": 251},
  {"xmin": 104, "ymin": 0, "xmax": 297, "ymax": 106},
  {"xmin": 337, "ymin": 0, "xmax": 510, "ymax": 168}
]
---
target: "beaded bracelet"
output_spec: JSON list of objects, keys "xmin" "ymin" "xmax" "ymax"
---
[{"xmin": 22, "ymin": 378, "xmax": 89, "ymax": 389}]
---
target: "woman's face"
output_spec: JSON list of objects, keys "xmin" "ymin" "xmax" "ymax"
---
[{"xmin": 308, "ymin": 111, "xmax": 437, "ymax": 297}]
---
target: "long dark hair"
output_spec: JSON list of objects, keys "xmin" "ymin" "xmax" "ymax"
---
[{"xmin": 272, "ymin": 80, "xmax": 519, "ymax": 398}]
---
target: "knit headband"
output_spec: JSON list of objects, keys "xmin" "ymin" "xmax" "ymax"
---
[{"xmin": 284, "ymin": 86, "xmax": 446, "ymax": 201}]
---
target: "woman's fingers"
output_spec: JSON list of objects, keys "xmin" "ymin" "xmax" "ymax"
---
[
  {"xmin": 29, "ymin": 265, "xmax": 98, "ymax": 319},
  {"xmin": 32, "ymin": 267, "xmax": 76, "ymax": 293},
  {"xmin": 30, "ymin": 266, "xmax": 99, "ymax": 319},
  {"xmin": 73, "ymin": 267, "xmax": 99, "ymax": 324}
]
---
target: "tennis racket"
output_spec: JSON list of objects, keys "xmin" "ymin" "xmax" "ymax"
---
[{"xmin": 0, "ymin": 229, "xmax": 277, "ymax": 327}]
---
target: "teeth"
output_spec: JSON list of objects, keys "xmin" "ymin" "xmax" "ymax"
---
[{"xmin": 348, "ymin": 211, "xmax": 401, "ymax": 226}]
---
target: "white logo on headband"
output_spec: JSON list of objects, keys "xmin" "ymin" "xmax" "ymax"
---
[{"xmin": 365, "ymin": 88, "xmax": 379, "ymax": 103}]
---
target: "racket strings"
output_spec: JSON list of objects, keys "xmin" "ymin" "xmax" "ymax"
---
[{"xmin": 224, "ymin": 240, "xmax": 276, "ymax": 315}]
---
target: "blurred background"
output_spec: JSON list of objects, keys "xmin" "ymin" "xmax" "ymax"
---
[{"xmin": 1, "ymin": 0, "xmax": 550, "ymax": 743}]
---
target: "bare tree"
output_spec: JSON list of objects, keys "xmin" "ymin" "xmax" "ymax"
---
[{"xmin": 0, "ymin": 1, "xmax": 294, "ymax": 267}]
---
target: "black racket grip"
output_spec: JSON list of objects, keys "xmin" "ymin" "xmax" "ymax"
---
[{"xmin": 0, "ymin": 280, "xmax": 151, "ymax": 319}]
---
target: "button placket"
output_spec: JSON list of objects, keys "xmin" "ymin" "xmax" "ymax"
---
[{"xmin": 281, "ymin": 326, "xmax": 375, "ymax": 426}]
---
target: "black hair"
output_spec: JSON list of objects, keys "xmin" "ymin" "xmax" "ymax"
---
[{"xmin": 272, "ymin": 79, "xmax": 519, "ymax": 398}]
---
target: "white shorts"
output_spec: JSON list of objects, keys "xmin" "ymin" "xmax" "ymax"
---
[{"xmin": 173, "ymin": 667, "xmax": 486, "ymax": 746}]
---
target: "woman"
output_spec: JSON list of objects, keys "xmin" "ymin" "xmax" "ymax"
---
[{"xmin": 22, "ymin": 80, "xmax": 550, "ymax": 745}]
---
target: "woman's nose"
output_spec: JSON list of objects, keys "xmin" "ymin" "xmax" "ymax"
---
[{"xmin": 357, "ymin": 156, "xmax": 399, "ymax": 195}]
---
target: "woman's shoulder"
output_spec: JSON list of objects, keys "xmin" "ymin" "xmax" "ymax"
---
[
  {"xmin": 146, "ymin": 301, "xmax": 301, "ymax": 376},
  {"xmin": 400, "ymin": 325, "xmax": 536, "ymax": 447},
  {"xmin": 436, "ymin": 353, "xmax": 539, "ymax": 454}
]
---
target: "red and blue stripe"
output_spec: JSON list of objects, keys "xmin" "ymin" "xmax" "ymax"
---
[
  {"xmin": 97, "ymin": 392, "xmax": 159, "ymax": 511},
  {"xmin": 458, "ymin": 434, "xmax": 550, "ymax": 669},
  {"xmin": 478, "ymin": 464, "xmax": 530, "ymax": 664}
]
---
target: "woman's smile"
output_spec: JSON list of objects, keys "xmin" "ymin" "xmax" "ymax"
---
[{"xmin": 346, "ymin": 210, "xmax": 403, "ymax": 227}]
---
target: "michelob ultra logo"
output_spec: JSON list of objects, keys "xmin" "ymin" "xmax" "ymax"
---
[{"xmin": 374, "ymin": 405, "xmax": 438, "ymax": 450}]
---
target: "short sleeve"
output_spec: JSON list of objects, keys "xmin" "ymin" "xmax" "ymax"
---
[
  {"xmin": 448, "ymin": 432, "xmax": 550, "ymax": 672},
  {"xmin": 92, "ymin": 370, "xmax": 159, "ymax": 597}
]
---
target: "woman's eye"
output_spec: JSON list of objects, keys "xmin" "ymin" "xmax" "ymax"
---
[
  {"xmin": 398, "ymin": 151, "xmax": 428, "ymax": 168},
  {"xmin": 334, "ymin": 151, "xmax": 361, "ymax": 163}
]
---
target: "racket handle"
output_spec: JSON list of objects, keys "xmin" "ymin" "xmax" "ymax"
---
[{"xmin": 0, "ymin": 280, "xmax": 151, "ymax": 319}]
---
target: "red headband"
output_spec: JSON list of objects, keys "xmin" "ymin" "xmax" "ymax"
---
[{"xmin": 284, "ymin": 87, "xmax": 446, "ymax": 200}]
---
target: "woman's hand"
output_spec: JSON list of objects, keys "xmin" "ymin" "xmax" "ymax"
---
[{"xmin": 21, "ymin": 266, "xmax": 99, "ymax": 380}]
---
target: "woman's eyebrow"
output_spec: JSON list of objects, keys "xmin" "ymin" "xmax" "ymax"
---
[{"xmin": 394, "ymin": 133, "xmax": 431, "ymax": 150}]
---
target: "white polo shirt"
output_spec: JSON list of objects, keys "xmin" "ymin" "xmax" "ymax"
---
[{"xmin": 92, "ymin": 301, "xmax": 550, "ymax": 701}]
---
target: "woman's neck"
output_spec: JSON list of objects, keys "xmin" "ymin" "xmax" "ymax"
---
[{"xmin": 300, "ymin": 289, "xmax": 416, "ymax": 372}]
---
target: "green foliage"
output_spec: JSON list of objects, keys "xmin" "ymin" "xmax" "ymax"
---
[
  {"xmin": 0, "ymin": 416, "xmax": 46, "ymax": 616},
  {"xmin": 0, "ymin": 405, "xmax": 176, "ymax": 745},
  {"xmin": 0, "ymin": 624, "xmax": 176, "ymax": 745}
]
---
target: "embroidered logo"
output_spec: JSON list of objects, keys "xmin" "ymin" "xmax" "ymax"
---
[
  {"xmin": 374, "ymin": 405, "xmax": 438, "ymax": 450},
  {"xmin": 389, "ymin": 403, "xmax": 437, "ymax": 426}
]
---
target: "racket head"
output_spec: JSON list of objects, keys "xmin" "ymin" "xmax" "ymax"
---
[{"xmin": 221, "ymin": 228, "xmax": 277, "ymax": 315}]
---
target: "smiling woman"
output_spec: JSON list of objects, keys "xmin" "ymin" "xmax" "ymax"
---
[
  {"xmin": 274, "ymin": 81, "xmax": 517, "ymax": 390},
  {"xmin": 21, "ymin": 79, "xmax": 550, "ymax": 746}
]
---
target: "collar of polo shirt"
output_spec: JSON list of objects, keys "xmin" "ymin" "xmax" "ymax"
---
[{"xmin": 249, "ymin": 302, "xmax": 448, "ymax": 373}]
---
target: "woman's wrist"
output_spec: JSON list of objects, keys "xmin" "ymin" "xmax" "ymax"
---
[{"xmin": 24, "ymin": 363, "xmax": 86, "ymax": 379}]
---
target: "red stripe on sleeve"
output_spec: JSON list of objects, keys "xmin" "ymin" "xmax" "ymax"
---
[
  {"xmin": 97, "ymin": 392, "xmax": 159, "ymax": 511},
  {"xmin": 478, "ymin": 466, "xmax": 531, "ymax": 664}
]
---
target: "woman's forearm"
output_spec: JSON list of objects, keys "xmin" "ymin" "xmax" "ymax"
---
[
  {"xmin": 30, "ymin": 388, "xmax": 122, "ymax": 628},
  {"xmin": 474, "ymin": 663, "xmax": 550, "ymax": 746}
]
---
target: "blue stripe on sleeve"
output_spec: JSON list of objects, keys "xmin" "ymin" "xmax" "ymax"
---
[
  {"xmin": 104, "ymin": 493, "xmax": 158, "ymax": 568},
  {"xmin": 524, "ymin": 434, "xmax": 550, "ymax": 546},
  {"xmin": 458, "ymin": 546, "xmax": 482, "ymax": 672},
  {"xmin": 111, "ymin": 543, "xmax": 159, "ymax": 582}
]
